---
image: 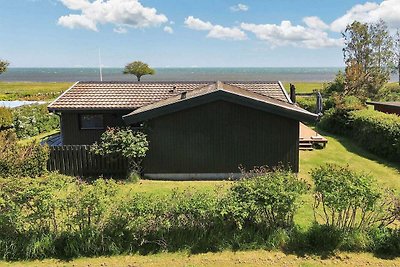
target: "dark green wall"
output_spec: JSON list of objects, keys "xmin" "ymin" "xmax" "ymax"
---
[
  {"xmin": 61, "ymin": 111, "xmax": 130, "ymax": 145},
  {"xmin": 143, "ymin": 100, "xmax": 299, "ymax": 174}
]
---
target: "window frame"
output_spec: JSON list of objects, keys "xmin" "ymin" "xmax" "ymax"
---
[{"xmin": 79, "ymin": 114, "xmax": 105, "ymax": 130}]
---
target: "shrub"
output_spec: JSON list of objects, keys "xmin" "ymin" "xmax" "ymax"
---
[
  {"xmin": 311, "ymin": 164, "xmax": 399, "ymax": 231},
  {"xmin": 349, "ymin": 109, "xmax": 400, "ymax": 161},
  {"xmin": 91, "ymin": 127, "xmax": 149, "ymax": 177},
  {"xmin": 318, "ymin": 95, "xmax": 365, "ymax": 133},
  {"xmin": 12, "ymin": 104, "xmax": 59, "ymax": 139},
  {"xmin": 0, "ymin": 107, "xmax": 12, "ymax": 130},
  {"xmin": 296, "ymin": 97, "xmax": 316, "ymax": 113},
  {"xmin": 375, "ymin": 83, "xmax": 400, "ymax": 101},
  {"xmin": 0, "ymin": 131, "xmax": 49, "ymax": 178},
  {"xmin": 221, "ymin": 167, "xmax": 308, "ymax": 229}
]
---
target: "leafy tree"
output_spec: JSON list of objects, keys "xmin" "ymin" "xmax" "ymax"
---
[
  {"xmin": 0, "ymin": 60, "xmax": 9, "ymax": 75},
  {"xmin": 342, "ymin": 20, "xmax": 394, "ymax": 99},
  {"xmin": 393, "ymin": 29, "xmax": 400, "ymax": 85},
  {"xmin": 91, "ymin": 127, "xmax": 149, "ymax": 178},
  {"xmin": 123, "ymin": 61, "xmax": 155, "ymax": 81}
]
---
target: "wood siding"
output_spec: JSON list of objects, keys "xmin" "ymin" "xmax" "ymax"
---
[
  {"xmin": 61, "ymin": 111, "xmax": 130, "ymax": 145},
  {"xmin": 143, "ymin": 100, "xmax": 299, "ymax": 174}
]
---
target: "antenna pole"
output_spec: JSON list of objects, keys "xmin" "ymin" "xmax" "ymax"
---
[{"xmin": 98, "ymin": 48, "xmax": 103, "ymax": 81}]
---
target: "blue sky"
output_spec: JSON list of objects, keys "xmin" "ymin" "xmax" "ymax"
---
[{"xmin": 0, "ymin": 0, "xmax": 399, "ymax": 68}]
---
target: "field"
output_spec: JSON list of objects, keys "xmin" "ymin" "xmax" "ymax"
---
[
  {"xmin": 282, "ymin": 82, "xmax": 325, "ymax": 93},
  {"xmin": 0, "ymin": 82, "xmax": 73, "ymax": 101}
]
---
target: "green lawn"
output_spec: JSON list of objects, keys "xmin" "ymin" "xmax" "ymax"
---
[
  {"xmin": 282, "ymin": 82, "xmax": 325, "ymax": 94},
  {"xmin": 2, "ymin": 251, "xmax": 399, "ymax": 267},
  {"xmin": 0, "ymin": 82, "xmax": 73, "ymax": 101}
]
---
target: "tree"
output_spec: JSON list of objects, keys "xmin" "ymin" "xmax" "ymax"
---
[
  {"xmin": 393, "ymin": 29, "xmax": 400, "ymax": 85},
  {"xmin": 342, "ymin": 20, "xmax": 394, "ymax": 99},
  {"xmin": 123, "ymin": 61, "xmax": 155, "ymax": 81},
  {"xmin": 0, "ymin": 60, "xmax": 9, "ymax": 75}
]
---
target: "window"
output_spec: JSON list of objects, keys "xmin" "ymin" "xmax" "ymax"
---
[{"xmin": 79, "ymin": 114, "xmax": 104, "ymax": 130}]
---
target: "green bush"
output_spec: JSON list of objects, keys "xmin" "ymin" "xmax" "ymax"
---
[
  {"xmin": 318, "ymin": 95, "xmax": 365, "ymax": 134},
  {"xmin": 222, "ymin": 167, "xmax": 308, "ymax": 229},
  {"xmin": 0, "ymin": 167, "xmax": 398, "ymax": 260},
  {"xmin": 349, "ymin": 109, "xmax": 400, "ymax": 161},
  {"xmin": 91, "ymin": 127, "xmax": 149, "ymax": 177},
  {"xmin": 311, "ymin": 164, "xmax": 398, "ymax": 231},
  {"xmin": 12, "ymin": 104, "xmax": 59, "ymax": 139},
  {"xmin": 0, "ymin": 130, "xmax": 49, "ymax": 178},
  {"xmin": 296, "ymin": 97, "xmax": 316, "ymax": 113},
  {"xmin": 0, "ymin": 107, "xmax": 12, "ymax": 130},
  {"xmin": 376, "ymin": 83, "xmax": 400, "ymax": 101}
]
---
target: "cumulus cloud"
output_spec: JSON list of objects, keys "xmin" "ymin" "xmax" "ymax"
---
[
  {"xmin": 163, "ymin": 26, "xmax": 174, "ymax": 34},
  {"xmin": 230, "ymin": 3, "xmax": 249, "ymax": 12},
  {"xmin": 330, "ymin": 0, "xmax": 400, "ymax": 32},
  {"xmin": 184, "ymin": 16, "xmax": 247, "ymax": 40},
  {"xmin": 58, "ymin": 0, "xmax": 168, "ymax": 32},
  {"xmin": 241, "ymin": 21, "xmax": 343, "ymax": 49}
]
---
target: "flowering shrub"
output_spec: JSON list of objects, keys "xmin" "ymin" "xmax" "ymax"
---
[{"xmin": 12, "ymin": 104, "xmax": 59, "ymax": 139}]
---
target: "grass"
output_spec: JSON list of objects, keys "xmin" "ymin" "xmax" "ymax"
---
[
  {"xmin": 2, "ymin": 251, "xmax": 399, "ymax": 266},
  {"xmin": 0, "ymin": 82, "xmax": 73, "ymax": 101},
  {"xmin": 17, "ymin": 129, "xmax": 59, "ymax": 145},
  {"xmin": 282, "ymin": 82, "xmax": 325, "ymax": 94}
]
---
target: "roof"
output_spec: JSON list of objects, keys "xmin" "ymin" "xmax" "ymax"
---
[
  {"xmin": 366, "ymin": 101, "xmax": 400, "ymax": 108},
  {"xmin": 123, "ymin": 81, "xmax": 317, "ymax": 124},
  {"xmin": 48, "ymin": 81, "xmax": 290, "ymax": 111}
]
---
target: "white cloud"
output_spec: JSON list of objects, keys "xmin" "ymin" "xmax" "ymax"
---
[
  {"xmin": 330, "ymin": 0, "xmax": 400, "ymax": 32},
  {"xmin": 230, "ymin": 3, "xmax": 249, "ymax": 12},
  {"xmin": 241, "ymin": 21, "xmax": 343, "ymax": 49},
  {"xmin": 58, "ymin": 0, "xmax": 168, "ymax": 32},
  {"xmin": 163, "ymin": 26, "xmax": 174, "ymax": 34},
  {"xmin": 303, "ymin": 16, "xmax": 329, "ymax": 30},
  {"xmin": 184, "ymin": 16, "xmax": 247, "ymax": 40}
]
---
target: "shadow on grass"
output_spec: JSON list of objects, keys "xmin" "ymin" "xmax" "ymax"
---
[{"xmin": 316, "ymin": 129, "xmax": 400, "ymax": 173}]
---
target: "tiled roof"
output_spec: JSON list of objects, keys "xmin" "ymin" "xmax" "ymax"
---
[
  {"xmin": 124, "ymin": 81, "xmax": 317, "ymax": 123},
  {"xmin": 48, "ymin": 81, "xmax": 290, "ymax": 111}
]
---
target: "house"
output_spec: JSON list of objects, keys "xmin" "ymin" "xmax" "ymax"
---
[
  {"xmin": 48, "ymin": 81, "xmax": 317, "ymax": 179},
  {"xmin": 366, "ymin": 101, "xmax": 400, "ymax": 116}
]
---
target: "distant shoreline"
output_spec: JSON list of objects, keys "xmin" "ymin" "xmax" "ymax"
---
[{"xmin": 0, "ymin": 67, "xmax": 344, "ymax": 83}]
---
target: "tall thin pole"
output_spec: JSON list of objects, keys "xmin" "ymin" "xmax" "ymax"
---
[{"xmin": 98, "ymin": 48, "xmax": 103, "ymax": 81}]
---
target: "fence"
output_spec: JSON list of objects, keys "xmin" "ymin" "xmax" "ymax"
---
[{"xmin": 48, "ymin": 145, "xmax": 128, "ymax": 177}]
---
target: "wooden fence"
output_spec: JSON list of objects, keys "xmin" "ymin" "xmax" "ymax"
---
[{"xmin": 48, "ymin": 145, "xmax": 128, "ymax": 177}]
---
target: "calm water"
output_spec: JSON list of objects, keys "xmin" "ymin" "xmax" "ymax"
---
[{"xmin": 0, "ymin": 67, "xmax": 347, "ymax": 82}]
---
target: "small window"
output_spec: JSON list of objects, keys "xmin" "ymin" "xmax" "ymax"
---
[{"xmin": 79, "ymin": 114, "xmax": 104, "ymax": 130}]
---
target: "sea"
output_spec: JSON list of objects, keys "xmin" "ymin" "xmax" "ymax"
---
[
  {"xmin": 0, "ymin": 67, "xmax": 349, "ymax": 82},
  {"xmin": 1, "ymin": 67, "xmax": 398, "ymax": 83}
]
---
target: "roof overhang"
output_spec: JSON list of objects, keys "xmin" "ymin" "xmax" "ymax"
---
[{"xmin": 123, "ymin": 89, "xmax": 318, "ymax": 124}]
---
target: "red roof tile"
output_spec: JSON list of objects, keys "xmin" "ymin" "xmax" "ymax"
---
[{"xmin": 48, "ymin": 81, "xmax": 290, "ymax": 111}]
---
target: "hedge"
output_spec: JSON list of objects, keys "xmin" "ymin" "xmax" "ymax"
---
[{"xmin": 349, "ymin": 109, "xmax": 400, "ymax": 161}]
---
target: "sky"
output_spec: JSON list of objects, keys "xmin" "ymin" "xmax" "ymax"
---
[{"xmin": 1, "ymin": 0, "xmax": 399, "ymax": 68}]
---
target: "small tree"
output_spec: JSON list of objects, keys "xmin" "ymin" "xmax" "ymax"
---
[
  {"xmin": 0, "ymin": 60, "xmax": 9, "ymax": 75},
  {"xmin": 91, "ymin": 127, "xmax": 149, "ymax": 179},
  {"xmin": 123, "ymin": 61, "xmax": 155, "ymax": 81}
]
